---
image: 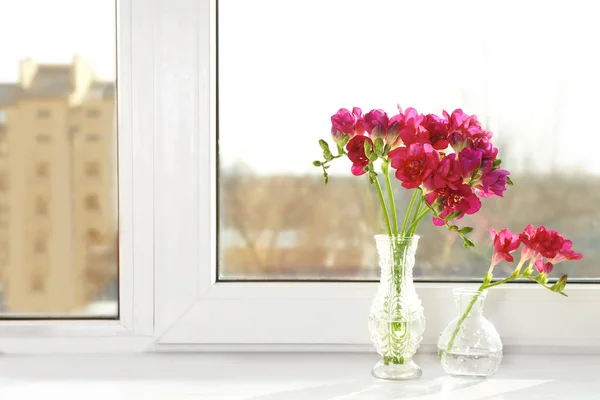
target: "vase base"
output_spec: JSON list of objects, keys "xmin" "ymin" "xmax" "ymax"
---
[{"xmin": 371, "ymin": 359, "xmax": 422, "ymax": 380}]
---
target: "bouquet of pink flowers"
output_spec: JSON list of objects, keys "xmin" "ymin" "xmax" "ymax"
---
[{"xmin": 313, "ymin": 106, "xmax": 512, "ymax": 244}]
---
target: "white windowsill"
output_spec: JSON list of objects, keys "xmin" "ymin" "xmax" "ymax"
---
[{"xmin": 0, "ymin": 353, "xmax": 594, "ymax": 399}]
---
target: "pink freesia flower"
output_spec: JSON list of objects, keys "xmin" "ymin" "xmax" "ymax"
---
[
  {"xmin": 535, "ymin": 259, "xmax": 554, "ymax": 274},
  {"xmin": 458, "ymin": 147, "xmax": 483, "ymax": 180},
  {"xmin": 398, "ymin": 108, "xmax": 429, "ymax": 147},
  {"xmin": 331, "ymin": 107, "xmax": 365, "ymax": 143},
  {"xmin": 549, "ymin": 240, "xmax": 583, "ymax": 264},
  {"xmin": 444, "ymin": 109, "xmax": 492, "ymax": 150},
  {"xmin": 422, "ymin": 114, "xmax": 449, "ymax": 150},
  {"xmin": 389, "ymin": 143, "xmax": 439, "ymax": 189},
  {"xmin": 363, "ymin": 109, "xmax": 389, "ymax": 140},
  {"xmin": 346, "ymin": 135, "xmax": 372, "ymax": 176},
  {"xmin": 474, "ymin": 169, "xmax": 510, "ymax": 198},
  {"xmin": 519, "ymin": 225, "xmax": 565, "ymax": 259},
  {"xmin": 490, "ymin": 227, "xmax": 521, "ymax": 267},
  {"xmin": 386, "ymin": 115, "xmax": 403, "ymax": 148},
  {"xmin": 426, "ymin": 184, "xmax": 482, "ymax": 226},
  {"xmin": 423, "ymin": 153, "xmax": 461, "ymax": 191}
]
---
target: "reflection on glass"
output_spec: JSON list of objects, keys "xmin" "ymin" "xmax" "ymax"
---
[
  {"xmin": 0, "ymin": 0, "xmax": 117, "ymax": 316},
  {"xmin": 218, "ymin": 0, "xmax": 600, "ymax": 280}
]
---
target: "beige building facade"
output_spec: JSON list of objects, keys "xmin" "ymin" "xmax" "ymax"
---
[{"xmin": 0, "ymin": 57, "xmax": 116, "ymax": 314}]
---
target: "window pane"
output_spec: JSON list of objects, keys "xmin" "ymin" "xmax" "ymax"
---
[
  {"xmin": 0, "ymin": 0, "xmax": 118, "ymax": 315},
  {"xmin": 218, "ymin": 0, "xmax": 598, "ymax": 281}
]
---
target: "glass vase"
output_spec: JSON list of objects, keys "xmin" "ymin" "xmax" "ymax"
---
[
  {"xmin": 368, "ymin": 235, "xmax": 425, "ymax": 380},
  {"xmin": 437, "ymin": 288, "xmax": 503, "ymax": 377}
]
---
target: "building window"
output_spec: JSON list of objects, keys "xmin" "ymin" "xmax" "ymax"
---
[
  {"xmin": 35, "ymin": 196, "xmax": 48, "ymax": 216},
  {"xmin": 87, "ymin": 109, "xmax": 101, "ymax": 118},
  {"xmin": 36, "ymin": 162, "xmax": 50, "ymax": 178},
  {"xmin": 0, "ymin": 172, "xmax": 7, "ymax": 191},
  {"xmin": 85, "ymin": 162, "xmax": 100, "ymax": 178},
  {"xmin": 84, "ymin": 194, "xmax": 100, "ymax": 211},
  {"xmin": 30, "ymin": 274, "xmax": 45, "ymax": 293},
  {"xmin": 85, "ymin": 133, "xmax": 101, "ymax": 142},
  {"xmin": 37, "ymin": 109, "xmax": 51, "ymax": 119},
  {"xmin": 86, "ymin": 228, "xmax": 103, "ymax": 245},
  {"xmin": 36, "ymin": 133, "xmax": 52, "ymax": 143},
  {"xmin": 33, "ymin": 236, "xmax": 47, "ymax": 254}
]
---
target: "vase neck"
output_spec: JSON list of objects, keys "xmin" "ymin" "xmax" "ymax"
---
[
  {"xmin": 454, "ymin": 288, "xmax": 486, "ymax": 317},
  {"xmin": 374, "ymin": 235, "xmax": 419, "ymax": 272}
]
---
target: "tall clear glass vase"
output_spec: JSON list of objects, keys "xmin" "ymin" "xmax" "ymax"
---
[{"xmin": 369, "ymin": 235, "xmax": 426, "ymax": 380}]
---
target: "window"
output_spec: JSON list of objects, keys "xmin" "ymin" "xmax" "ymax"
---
[
  {"xmin": 35, "ymin": 196, "xmax": 48, "ymax": 216},
  {"xmin": 30, "ymin": 274, "xmax": 45, "ymax": 293},
  {"xmin": 145, "ymin": 0, "xmax": 600, "ymax": 350},
  {"xmin": 0, "ymin": 0, "xmax": 122, "ymax": 322},
  {"xmin": 36, "ymin": 133, "xmax": 52, "ymax": 143},
  {"xmin": 85, "ymin": 162, "xmax": 100, "ymax": 178},
  {"xmin": 87, "ymin": 109, "xmax": 101, "ymax": 118},
  {"xmin": 85, "ymin": 133, "xmax": 101, "ymax": 142},
  {"xmin": 0, "ymin": 172, "xmax": 7, "ymax": 191},
  {"xmin": 33, "ymin": 236, "xmax": 47, "ymax": 254},
  {"xmin": 0, "ymin": 0, "xmax": 157, "ymax": 353},
  {"xmin": 84, "ymin": 194, "xmax": 100, "ymax": 211},
  {"xmin": 37, "ymin": 109, "xmax": 51, "ymax": 119},
  {"xmin": 35, "ymin": 162, "xmax": 49, "ymax": 178},
  {"xmin": 0, "ymin": 110, "xmax": 6, "ymax": 125}
]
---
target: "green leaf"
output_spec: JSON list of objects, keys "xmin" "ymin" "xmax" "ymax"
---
[
  {"xmin": 462, "ymin": 237, "xmax": 475, "ymax": 248},
  {"xmin": 323, "ymin": 149, "xmax": 333, "ymax": 161},
  {"xmin": 448, "ymin": 225, "xmax": 459, "ymax": 232},
  {"xmin": 493, "ymin": 159, "xmax": 502, "ymax": 168},
  {"xmin": 340, "ymin": 135, "xmax": 350, "ymax": 146},
  {"xmin": 507, "ymin": 176, "xmax": 514, "ymax": 186},
  {"xmin": 312, "ymin": 160, "xmax": 322, "ymax": 167},
  {"xmin": 374, "ymin": 138, "xmax": 384, "ymax": 157},
  {"xmin": 319, "ymin": 139, "xmax": 330, "ymax": 152},
  {"xmin": 323, "ymin": 174, "xmax": 329, "ymax": 184},
  {"xmin": 444, "ymin": 211, "xmax": 463, "ymax": 222},
  {"xmin": 458, "ymin": 226, "xmax": 474, "ymax": 235},
  {"xmin": 367, "ymin": 152, "xmax": 378, "ymax": 162}
]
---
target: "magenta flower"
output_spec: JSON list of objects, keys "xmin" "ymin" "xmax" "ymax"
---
[
  {"xmin": 535, "ymin": 259, "xmax": 554, "ymax": 274},
  {"xmin": 519, "ymin": 225, "xmax": 565, "ymax": 259},
  {"xmin": 346, "ymin": 135, "xmax": 372, "ymax": 176},
  {"xmin": 444, "ymin": 109, "xmax": 492, "ymax": 150},
  {"xmin": 474, "ymin": 169, "xmax": 510, "ymax": 198},
  {"xmin": 426, "ymin": 184, "xmax": 482, "ymax": 226},
  {"xmin": 398, "ymin": 108, "xmax": 429, "ymax": 147},
  {"xmin": 364, "ymin": 109, "xmax": 389, "ymax": 140},
  {"xmin": 458, "ymin": 147, "xmax": 483, "ymax": 180},
  {"xmin": 422, "ymin": 113, "xmax": 449, "ymax": 150},
  {"xmin": 423, "ymin": 153, "xmax": 461, "ymax": 191},
  {"xmin": 389, "ymin": 143, "xmax": 439, "ymax": 189},
  {"xmin": 549, "ymin": 240, "xmax": 583, "ymax": 264},
  {"xmin": 489, "ymin": 227, "xmax": 521, "ymax": 267},
  {"xmin": 331, "ymin": 107, "xmax": 365, "ymax": 143}
]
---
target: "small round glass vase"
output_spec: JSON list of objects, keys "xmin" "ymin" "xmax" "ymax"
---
[{"xmin": 437, "ymin": 288, "xmax": 502, "ymax": 377}]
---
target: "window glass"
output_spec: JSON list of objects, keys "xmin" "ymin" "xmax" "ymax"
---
[
  {"xmin": 0, "ymin": 0, "xmax": 117, "ymax": 316},
  {"xmin": 218, "ymin": 0, "xmax": 599, "ymax": 280}
]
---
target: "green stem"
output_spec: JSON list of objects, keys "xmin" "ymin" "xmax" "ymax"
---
[
  {"xmin": 410, "ymin": 194, "xmax": 423, "ymax": 226},
  {"xmin": 406, "ymin": 206, "xmax": 431, "ymax": 237},
  {"xmin": 382, "ymin": 162, "xmax": 398, "ymax": 235},
  {"xmin": 400, "ymin": 189, "xmax": 419, "ymax": 236},
  {"xmin": 444, "ymin": 282, "xmax": 487, "ymax": 353},
  {"xmin": 373, "ymin": 177, "xmax": 393, "ymax": 237}
]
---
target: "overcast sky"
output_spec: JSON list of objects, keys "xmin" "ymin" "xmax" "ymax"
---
[
  {"xmin": 219, "ymin": 0, "xmax": 600, "ymax": 175},
  {"xmin": 2, "ymin": 0, "xmax": 600, "ymax": 176},
  {"xmin": 0, "ymin": 0, "xmax": 115, "ymax": 82}
]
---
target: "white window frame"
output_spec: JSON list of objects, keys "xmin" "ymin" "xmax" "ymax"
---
[
  {"xmin": 152, "ymin": 0, "xmax": 600, "ymax": 352},
  {"xmin": 0, "ymin": 0, "xmax": 155, "ymax": 354},
  {"xmin": 2, "ymin": 0, "xmax": 599, "ymax": 355}
]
